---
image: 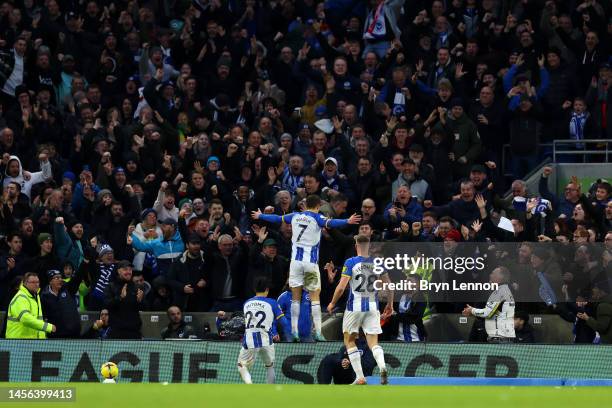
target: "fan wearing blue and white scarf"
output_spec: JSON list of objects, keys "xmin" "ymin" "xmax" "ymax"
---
[{"xmin": 569, "ymin": 111, "xmax": 589, "ymax": 149}]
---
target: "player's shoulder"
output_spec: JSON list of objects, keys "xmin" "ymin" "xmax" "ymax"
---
[
  {"xmin": 277, "ymin": 291, "xmax": 290, "ymax": 303},
  {"xmin": 344, "ymin": 256, "xmax": 359, "ymax": 267},
  {"xmin": 304, "ymin": 210, "xmax": 326, "ymax": 220}
]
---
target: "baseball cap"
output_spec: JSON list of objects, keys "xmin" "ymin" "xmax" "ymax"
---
[
  {"xmin": 161, "ymin": 218, "xmax": 177, "ymax": 227},
  {"xmin": 324, "ymin": 157, "xmax": 338, "ymax": 167},
  {"xmin": 187, "ymin": 234, "xmax": 202, "ymax": 245},
  {"xmin": 409, "ymin": 144, "xmax": 424, "ymax": 153},
  {"xmin": 262, "ymin": 238, "xmax": 277, "ymax": 247},
  {"xmin": 37, "ymin": 233, "xmax": 53, "ymax": 246}
]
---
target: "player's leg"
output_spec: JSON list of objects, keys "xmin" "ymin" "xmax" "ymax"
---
[
  {"xmin": 344, "ymin": 331, "xmax": 366, "ymax": 384},
  {"xmin": 237, "ymin": 347, "xmax": 255, "ymax": 384},
  {"xmin": 289, "ymin": 261, "xmax": 304, "ymax": 342},
  {"xmin": 260, "ymin": 345, "xmax": 276, "ymax": 384},
  {"xmin": 364, "ymin": 310, "xmax": 388, "ymax": 384},
  {"xmin": 304, "ymin": 264, "xmax": 324, "ymax": 341}
]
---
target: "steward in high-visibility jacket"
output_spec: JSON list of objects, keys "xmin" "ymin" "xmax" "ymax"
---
[{"xmin": 6, "ymin": 273, "xmax": 55, "ymax": 339}]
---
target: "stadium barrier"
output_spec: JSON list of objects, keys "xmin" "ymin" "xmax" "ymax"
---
[
  {"xmin": 0, "ymin": 312, "xmax": 575, "ymax": 342},
  {"xmin": 0, "ymin": 341, "xmax": 610, "ymax": 384}
]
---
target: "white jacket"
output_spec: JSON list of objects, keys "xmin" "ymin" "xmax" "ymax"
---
[
  {"xmin": 3, "ymin": 155, "xmax": 52, "ymax": 199},
  {"xmin": 471, "ymin": 283, "xmax": 516, "ymax": 339}
]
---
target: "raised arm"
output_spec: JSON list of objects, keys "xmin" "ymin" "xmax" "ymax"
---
[{"xmin": 251, "ymin": 209, "xmax": 292, "ymax": 224}]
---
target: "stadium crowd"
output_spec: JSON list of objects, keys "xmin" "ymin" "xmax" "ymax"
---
[{"xmin": 0, "ymin": 0, "xmax": 610, "ymax": 342}]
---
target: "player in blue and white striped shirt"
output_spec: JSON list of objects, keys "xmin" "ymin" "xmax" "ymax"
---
[
  {"xmin": 237, "ymin": 277, "xmax": 290, "ymax": 384},
  {"xmin": 327, "ymin": 235, "xmax": 394, "ymax": 385},
  {"xmin": 252, "ymin": 195, "xmax": 361, "ymax": 342}
]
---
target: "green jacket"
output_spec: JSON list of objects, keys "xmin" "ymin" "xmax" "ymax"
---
[
  {"xmin": 6, "ymin": 284, "xmax": 53, "ymax": 339},
  {"xmin": 586, "ymin": 296, "xmax": 612, "ymax": 344}
]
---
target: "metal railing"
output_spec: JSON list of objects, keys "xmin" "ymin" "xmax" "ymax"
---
[{"xmin": 552, "ymin": 139, "xmax": 611, "ymax": 163}]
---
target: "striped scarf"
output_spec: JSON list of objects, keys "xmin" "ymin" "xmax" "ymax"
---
[{"xmin": 569, "ymin": 111, "xmax": 588, "ymax": 149}]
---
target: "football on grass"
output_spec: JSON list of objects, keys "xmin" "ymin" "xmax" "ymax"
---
[{"xmin": 101, "ymin": 362, "xmax": 119, "ymax": 381}]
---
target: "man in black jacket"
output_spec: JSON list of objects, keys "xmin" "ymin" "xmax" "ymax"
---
[
  {"xmin": 104, "ymin": 260, "xmax": 144, "ymax": 339},
  {"xmin": 166, "ymin": 234, "xmax": 209, "ymax": 312},
  {"xmin": 246, "ymin": 230, "xmax": 289, "ymax": 299},
  {"xmin": 204, "ymin": 234, "xmax": 247, "ymax": 312},
  {"xmin": 161, "ymin": 306, "xmax": 198, "ymax": 339},
  {"xmin": 41, "ymin": 267, "xmax": 84, "ymax": 338}
]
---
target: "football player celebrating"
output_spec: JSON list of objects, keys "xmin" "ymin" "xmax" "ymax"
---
[
  {"xmin": 327, "ymin": 235, "xmax": 393, "ymax": 384},
  {"xmin": 252, "ymin": 194, "xmax": 361, "ymax": 342}
]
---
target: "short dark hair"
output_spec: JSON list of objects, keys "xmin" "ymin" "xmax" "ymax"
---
[
  {"xmin": 354, "ymin": 234, "xmax": 370, "ymax": 244},
  {"xmin": 8, "ymin": 181, "xmax": 21, "ymax": 191},
  {"xmin": 422, "ymin": 211, "xmax": 438, "ymax": 220},
  {"xmin": 306, "ymin": 194, "xmax": 321, "ymax": 208},
  {"xmin": 330, "ymin": 193, "xmax": 347, "ymax": 204},
  {"xmin": 439, "ymin": 216, "xmax": 454, "ymax": 225},
  {"xmin": 253, "ymin": 275, "xmax": 269, "ymax": 293},
  {"xmin": 23, "ymin": 272, "xmax": 38, "ymax": 283},
  {"xmin": 7, "ymin": 232, "xmax": 22, "ymax": 242},
  {"xmin": 209, "ymin": 198, "xmax": 223, "ymax": 207}
]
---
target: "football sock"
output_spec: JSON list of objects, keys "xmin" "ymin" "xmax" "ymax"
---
[
  {"xmin": 311, "ymin": 301, "xmax": 322, "ymax": 334},
  {"xmin": 266, "ymin": 365, "xmax": 275, "ymax": 384},
  {"xmin": 371, "ymin": 345, "xmax": 386, "ymax": 371},
  {"xmin": 347, "ymin": 347, "xmax": 365, "ymax": 379},
  {"xmin": 291, "ymin": 300, "xmax": 300, "ymax": 334},
  {"xmin": 238, "ymin": 364, "xmax": 252, "ymax": 384}
]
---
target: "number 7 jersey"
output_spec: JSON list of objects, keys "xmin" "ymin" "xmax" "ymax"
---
[
  {"xmin": 242, "ymin": 296, "xmax": 285, "ymax": 349},
  {"xmin": 258, "ymin": 211, "xmax": 349, "ymax": 265},
  {"xmin": 341, "ymin": 256, "xmax": 379, "ymax": 312}
]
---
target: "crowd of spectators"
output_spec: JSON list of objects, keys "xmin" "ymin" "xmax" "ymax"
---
[{"xmin": 0, "ymin": 0, "xmax": 611, "ymax": 341}]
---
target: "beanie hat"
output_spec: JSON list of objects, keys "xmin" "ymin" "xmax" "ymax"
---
[
  {"xmin": 97, "ymin": 189, "xmax": 112, "ymax": 200},
  {"xmin": 98, "ymin": 244, "xmax": 113, "ymax": 257},
  {"xmin": 141, "ymin": 208, "xmax": 157, "ymax": 221},
  {"xmin": 179, "ymin": 198, "xmax": 192, "ymax": 209}
]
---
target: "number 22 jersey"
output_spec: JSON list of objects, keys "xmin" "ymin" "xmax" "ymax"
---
[{"xmin": 242, "ymin": 296, "xmax": 285, "ymax": 349}]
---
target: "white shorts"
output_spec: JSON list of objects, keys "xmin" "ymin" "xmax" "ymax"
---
[
  {"xmin": 289, "ymin": 260, "xmax": 321, "ymax": 291},
  {"xmin": 237, "ymin": 345, "xmax": 275, "ymax": 368},
  {"xmin": 342, "ymin": 310, "xmax": 382, "ymax": 335}
]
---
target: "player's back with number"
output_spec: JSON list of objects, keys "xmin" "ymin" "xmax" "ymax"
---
[
  {"xmin": 343, "ymin": 256, "xmax": 379, "ymax": 312},
  {"xmin": 290, "ymin": 211, "xmax": 326, "ymax": 260},
  {"xmin": 243, "ymin": 296, "xmax": 284, "ymax": 348}
]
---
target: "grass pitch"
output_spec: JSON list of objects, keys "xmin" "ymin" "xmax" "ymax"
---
[{"xmin": 3, "ymin": 383, "xmax": 612, "ymax": 408}]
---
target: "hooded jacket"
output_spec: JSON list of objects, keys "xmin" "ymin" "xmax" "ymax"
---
[
  {"xmin": 130, "ymin": 229, "xmax": 185, "ymax": 275},
  {"xmin": 3, "ymin": 156, "xmax": 52, "ymax": 199}
]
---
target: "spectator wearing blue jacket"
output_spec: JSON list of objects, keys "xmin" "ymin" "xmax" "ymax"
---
[
  {"xmin": 70, "ymin": 167, "xmax": 100, "ymax": 216},
  {"xmin": 128, "ymin": 218, "xmax": 185, "ymax": 277},
  {"xmin": 538, "ymin": 166, "xmax": 585, "ymax": 219},
  {"xmin": 277, "ymin": 289, "xmax": 312, "ymax": 342},
  {"xmin": 425, "ymin": 180, "xmax": 481, "ymax": 227},
  {"xmin": 320, "ymin": 157, "xmax": 355, "ymax": 204},
  {"xmin": 503, "ymin": 54, "xmax": 550, "ymax": 111},
  {"xmin": 384, "ymin": 185, "xmax": 424, "ymax": 227}
]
